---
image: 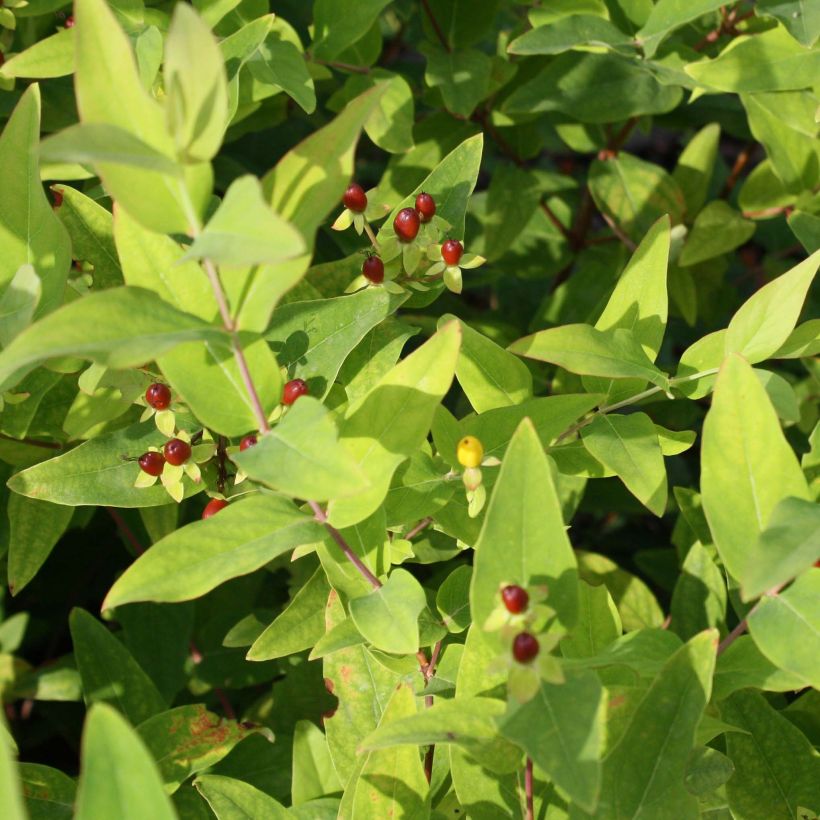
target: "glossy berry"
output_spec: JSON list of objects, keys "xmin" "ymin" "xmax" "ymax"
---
[
  {"xmin": 415, "ymin": 192, "xmax": 436, "ymax": 223},
  {"xmin": 456, "ymin": 435, "xmax": 484, "ymax": 469},
  {"xmin": 145, "ymin": 382, "xmax": 172, "ymax": 410},
  {"xmin": 239, "ymin": 434, "xmax": 257, "ymax": 451},
  {"xmin": 52, "ymin": 189, "xmax": 63, "ymax": 208},
  {"xmin": 502, "ymin": 585, "xmax": 529, "ymax": 614},
  {"xmin": 64, "ymin": 15, "xmax": 74, "ymax": 27},
  {"xmin": 393, "ymin": 207, "xmax": 420, "ymax": 243},
  {"xmin": 138, "ymin": 451, "xmax": 165, "ymax": 476},
  {"xmin": 202, "ymin": 498, "xmax": 229, "ymax": 519},
  {"xmin": 343, "ymin": 183, "xmax": 367, "ymax": 213},
  {"xmin": 362, "ymin": 255, "xmax": 384, "ymax": 284},
  {"xmin": 441, "ymin": 239, "xmax": 463, "ymax": 266},
  {"xmin": 163, "ymin": 438, "xmax": 191, "ymax": 466},
  {"xmin": 283, "ymin": 378, "xmax": 308, "ymax": 406},
  {"xmin": 512, "ymin": 632, "xmax": 539, "ymax": 664}
]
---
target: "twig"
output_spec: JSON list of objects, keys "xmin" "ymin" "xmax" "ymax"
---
[
  {"xmin": 420, "ymin": 0, "xmax": 450, "ymax": 52},
  {"xmin": 310, "ymin": 57, "xmax": 370, "ymax": 75},
  {"xmin": 722, "ymin": 142, "xmax": 756, "ymax": 196},
  {"xmin": 600, "ymin": 212, "xmax": 637, "ymax": 251},
  {"xmin": 404, "ymin": 517, "xmax": 433, "ymax": 540},
  {"xmin": 525, "ymin": 757, "xmax": 534, "ymax": 820},
  {"xmin": 363, "ymin": 220, "xmax": 381, "ymax": 253},
  {"xmin": 421, "ymin": 639, "xmax": 442, "ymax": 783},
  {"xmin": 541, "ymin": 201, "xmax": 571, "ymax": 241},
  {"xmin": 216, "ymin": 436, "xmax": 228, "ymax": 495},
  {"xmin": 693, "ymin": 5, "xmax": 755, "ymax": 51},
  {"xmin": 717, "ymin": 582, "xmax": 785, "ymax": 655}
]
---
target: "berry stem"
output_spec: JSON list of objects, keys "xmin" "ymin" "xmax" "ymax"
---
[
  {"xmin": 362, "ymin": 219, "xmax": 381, "ymax": 253},
  {"xmin": 525, "ymin": 757, "xmax": 534, "ymax": 820}
]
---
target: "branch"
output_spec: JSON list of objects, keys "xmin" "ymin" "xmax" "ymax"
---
[
  {"xmin": 404, "ymin": 516, "xmax": 433, "ymax": 540},
  {"xmin": 717, "ymin": 582, "xmax": 786, "ymax": 655},
  {"xmin": 420, "ymin": 0, "xmax": 450, "ymax": 52},
  {"xmin": 525, "ymin": 757, "xmax": 534, "ymax": 820}
]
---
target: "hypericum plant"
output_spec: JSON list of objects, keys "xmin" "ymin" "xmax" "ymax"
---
[{"xmin": 0, "ymin": 1, "xmax": 818, "ymax": 819}]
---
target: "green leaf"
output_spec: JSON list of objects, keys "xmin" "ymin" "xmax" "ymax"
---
[
  {"xmin": 184, "ymin": 176, "xmax": 305, "ymax": 267},
  {"xmin": 74, "ymin": 704, "xmax": 176, "ymax": 820},
  {"xmin": 576, "ymin": 630, "xmax": 717, "ymax": 819},
  {"xmin": 713, "ymin": 636, "xmax": 809, "ymax": 700},
  {"xmin": 561, "ymin": 580, "xmax": 622, "ymax": 658},
  {"xmin": 421, "ymin": 45, "xmax": 492, "ymax": 118},
  {"xmin": 7, "ymin": 420, "xmax": 204, "ymax": 507},
  {"xmin": 725, "ymin": 250, "xmax": 819, "ymax": 363},
  {"xmin": 509, "ymin": 324, "xmax": 668, "ymax": 387},
  {"xmin": 789, "ymin": 210, "xmax": 820, "ymax": 254},
  {"xmin": 441, "ymin": 314, "xmax": 532, "ymax": 413},
  {"xmin": 164, "ymin": 3, "xmax": 229, "ymax": 161},
  {"xmin": 327, "ymin": 322, "xmax": 460, "ymax": 528},
  {"xmin": 670, "ymin": 541, "xmax": 727, "ymax": 640},
  {"xmin": 246, "ymin": 566, "xmax": 330, "ymax": 661},
  {"xmin": 673, "ymin": 123, "xmax": 721, "ymax": 215},
  {"xmin": 248, "ymin": 35, "xmax": 316, "ymax": 115},
  {"xmin": 701, "ymin": 354, "xmax": 810, "ymax": 581},
  {"xmin": 470, "ymin": 419, "xmax": 579, "ymax": 630},
  {"xmin": 747, "ymin": 569, "xmax": 820, "ymax": 689},
  {"xmin": 739, "ymin": 497, "xmax": 820, "ymax": 601},
  {"xmin": 772, "ymin": 319, "xmax": 820, "ymax": 359},
  {"xmin": 18, "ymin": 762, "xmax": 76, "ymax": 820},
  {"xmin": 103, "ymin": 495, "xmax": 323, "ymax": 608},
  {"xmin": 721, "ymin": 690, "xmax": 820, "ymax": 820},
  {"xmin": 504, "ymin": 52, "xmax": 681, "ymax": 123},
  {"xmin": 69, "ymin": 607, "xmax": 166, "ymax": 724},
  {"xmin": 0, "ymin": 265, "xmax": 41, "ymax": 349},
  {"xmin": 7, "ymin": 494, "xmax": 73, "ymax": 595},
  {"xmin": 0, "ymin": 85, "xmax": 71, "ymax": 318},
  {"xmin": 581, "ymin": 412, "xmax": 668, "ymax": 515},
  {"xmin": 349, "ymin": 569, "xmax": 427, "ymax": 654},
  {"xmin": 679, "ymin": 201, "xmax": 756, "ymax": 267},
  {"xmin": 436, "ymin": 564, "xmax": 472, "ymax": 633},
  {"xmin": 758, "ymin": 0, "xmax": 820, "ymax": 47},
  {"xmin": 0, "ymin": 286, "xmax": 221, "ymax": 393},
  {"xmin": 291, "ymin": 720, "xmax": 341, "ymax": 805},
  {"xmin": 311, "ymin": 0, "xmax": 391, "ymax": 61},
  {"xmin": 637, "ymin": 0, "xmax": 724, "ymax": 57},
  {"xmin": 194, "ymin": 774, "xmax": 291, "ymax": 819},
  {"xmin": 0, "ymin": 28, "xmax": 75, "ymax": 79},
  {"xmin": 686, "ymin": 27, "xmax": 820, "ymax": 92},
  {"xmin": 137, "ymin": 705, "xmax": 257, "ymax": 792},
  {"xmin": 0, "ymin": 714, "xmax": 25, "ymax": 820},
  {"xmin": 508, "ymin": 15, "xmax": 633, "ymax": 55},
  {"xmin": 500, "ymin": 672, "xmax": 605, "ymax": 812},
  {"xmin": 684, "ymin": 746, "xmax": 735, "ymax": 798}
]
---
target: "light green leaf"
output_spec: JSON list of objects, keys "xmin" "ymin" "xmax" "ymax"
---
[
  {"xmin": 679, "ymin": 201, "xmax": 755, "ymax": 267},
  {"xmin": 184, "ymin": 176, "xmax": 305, "ymax": 267},
  {"xmin": 470, "ymin": 419, "xmax": 579, "ymax": 630},
  {"xmin": 349, "ymin": 569, "xmax": 427, "ymax": 654},
  {"xmin": 748, "ymin": 569, "xmax": 820, "ymax": 689},
  {"xmin": 637, "ymin": 0, "xmax": 724, "ymax": 57},
  {"xmin": 561, "ymin": 581, "xmax": 622, "ymax": 658},
  {"xmin": 18, "ymin": 762, "xmax": 76, "ymax": 820},
  {"xmin": 103, "ymin": 495, "xmax": 323, "ymax": 608},
  {"xmin": 673, "ymin": 123, "xmax": 721, "ymax": 215},
  {"xmin": 0, "ymin": 85, "xmax": 71, "ymax": 318},
  {"xmin": 421, "ymin": 45, "xmax": 492, "ymax": 118},
  {"xmin": 508, "ymin": 15, "xmax": 633, "ymax": 55},
  {"xmin": 70, "ymin": 607, "xmax": 166, "ymax": 725},
  {"xmin": 312, "ymin": 0, "xmax": 391, "ymax": 61},
  {"xmin": 75, "ymin": 704, "xmax": 176, "ymax": 820},
  {"xmin": 739, "ymin": 497, "xmax": 820, "ymax": 601},
  {"xmin": 670, "ymin": 541, "xmax": 727, "ymax": 640},
  {"xmin": 725, "ymin": 250, "xmax": 819, "ymax": 363},
  {"xmin": 291, "ymin": 720, "xmax": 341, "ymax": 805},
  {"xmin": 248, "ymin": 35, "xmax": 316, "ymax": 115},
  {"xmin": 194, "ymin": 774, "xmax": 291, "ymax": 819},
  {"xmin": 247, "ymin": 568, "xmax": 330, "ymax": 662},
  {"xmin": 581, "ymin": 412, "xmax": 667, "ymax": 515},
  {"xmin": 0, "ymin": 265, "xmax": 41, "ymax": 348},
  {"xmin": 701, "ymin": 354, "xmax": 810, "ymax": 580},
  {"xmin": 0, "ymin": 27, "xmax": 75, "ymax": 78},
  {"xmin": 772, "ymin": 319, "xmax": 820, "ymax": 359},
  {"xmin": 0, "ymin": 714, "xmax": 25, "ymax": 820}
]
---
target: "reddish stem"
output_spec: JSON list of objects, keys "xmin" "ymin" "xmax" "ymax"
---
[
  {"xmin": 420, "ymin": 0, "xmax": 451, "ymax": 52},
  {"xmin": 525, "ymin": 757, "xmax": 534, "ymax": 820}
]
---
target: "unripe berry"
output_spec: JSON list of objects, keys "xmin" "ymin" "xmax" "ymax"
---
[
  {"xmin": 145, "ymin": 382, "xmax": 172, "ymax": 410},
  {"xmin": 343, "ymin": 183, "xmax": 367, "ymax": 213},
  {"xmin": 415, "ymin": 192, "xmax": 436, "ymax": 223},
  {"xmin": 163, "ymin": 438, "xmax": 191, "ymax": 466},
  {"xmin": 457, "ymin": 436, "xmax": 483, "ymax": 468},
  {"xmin": 362, "ymin": 255, "xmax": 384, "ymax": 284},
  {"xmin": 202, "ymin": 498, "xmax": 229, "ymax": 519},
  {"xmin": 393, "ymin": 207, "xmax": 420, "ymax": 243},
  {"xmin": 283, "ymin": 378, "xmax": 308, "ymax": 406},
  {"xmin": 512, "ymin": 632, "xmax": 539, "ymax": 663},
  {"xmin": 239, "ymin": 434, "xmax": 257, "ymax": 451},
  {"xmin": 502, "ymin": 585, "xmax": 529, "ymax": 614},
  {"xmin": 441, "ymin": 239, "xmax": 463, "ymax": 266},
  {"xmin": 138, "ymin": 451, "xmax": 165, "ymax": 476}
]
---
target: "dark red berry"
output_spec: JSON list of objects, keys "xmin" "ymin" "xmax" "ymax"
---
[
  {"xmin": 393, "ymin": 207, "xmax": 420, "ymax": 243},
  {"xmin": 0, "ymin": 52, "xmax": 5, "ymax": 68},
  {"xmin": 202, "ymin": 498, "xmax": 229, "ymax": 519},
  {"xmin": 138, "ymin": 451, "xmax": 165, "ymax": 476},
  {"xmin": 282, "ymin": 378, "xmax": 308, "ymax": 406},
  {"xmin": 52, "ymin": 189, "xmax": 63, "ymax": 208},
  {"xmin": 512, "ymin": 632, "xmax": 539, "ymax": 663},
  {"xmin": 64, "ymin": 14, "xmax": 74, "ymax": 27},
  {"xmin": 145, "ymin": 382, "xmax": 172, "ymax": 410},
  {"xmin": 501, "ymin": 585, "xmax": 529, "ymax": 614},
  {"xmin": 362, "ymin": 255, "xmax": 384, "ymax": 284},
  {"xmin": 441, "ymin": 239, "xmax": 463, "ymax": 266},
  {"xmin": 415, "ymin": 192, "xmax": 436, "ymax": 223},
  {"xmin": 163, "ymin": 438, "xmax": 191, "ymax": 466},
  {"xmin": 343, "ymin": 183, "xmax": 367, "ymax": 213},
  {"xmin": 239, "ymin": 434, "xmax": 257, "ymax": 451}
]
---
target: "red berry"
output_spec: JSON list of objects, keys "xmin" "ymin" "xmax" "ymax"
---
[
  {"xmin": 393, "ymin": 207, "xmax": 420, "ymax": 243},
  {"xmin": 202, "ymin": 498, "xmax": 229, "ymax": 519},
  {"xmin": 343, "ymin": 183, "xmax": 367, "ymax": 213},
  {"xmin": 138, "ymin": 451, "xmax": 165, "ymax": 476},
  {"xmin": 362, "ymin": 255, "xmax": 384, "ymax": 284},
  {"xmin": 415, "ymin": 192, "xmax": 436, "ymax": 223},
  {"xmin": 282, "ymin": 378, "xmax": 308, "ymax": 406},
  {"xmin": 163, "ymin": 438, "xmax": 191, "ymax": 466},
  {"xmin": 64, "ymin": 14, "xmax": 74, "ymax": 27},
  {"xmin": 512, "ymin": 632, "xmax": 539, "ymax": 663},
  {"xmin": 239, "ymin": 434, "xmax": 257, "ymax": 451},
  {"xmin": 501, "ymin": 585, "xmax": 529, "ymax": 614},
  {"xmin": 145, "ymin": 382, "xmax": 172, "ymax": 410},
  {"xmin": 441, "ymin": 239, "xmax": 463, "ymax": 266},
  {"xmin": 0, "ymin": 52, "xmax": 5, "ymax": 68}
]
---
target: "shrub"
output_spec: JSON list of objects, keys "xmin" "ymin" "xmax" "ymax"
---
[{"xmin": 0, "ymin": 1, "xmax": 818, "ymax": 818}]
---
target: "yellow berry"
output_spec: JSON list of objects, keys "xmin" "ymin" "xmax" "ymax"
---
[{"xmin": 457, "ymin": 436, "xmax": 484, "ymax": 468}]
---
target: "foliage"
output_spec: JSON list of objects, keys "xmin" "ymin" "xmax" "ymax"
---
[{"xmin": 0, "ymin": 1, "xmax": 818, "ymax": 818}]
